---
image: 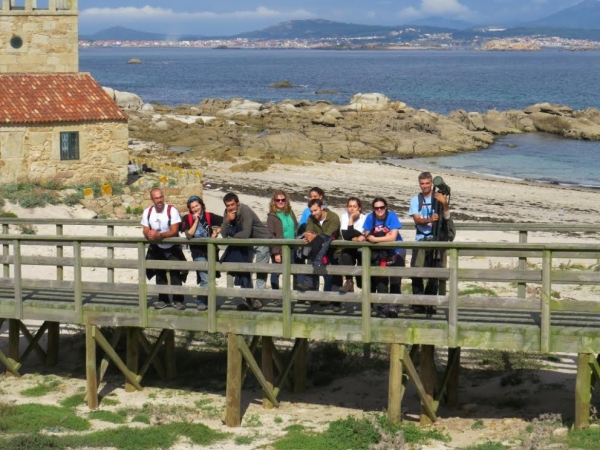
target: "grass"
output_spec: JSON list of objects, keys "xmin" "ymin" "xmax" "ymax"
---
[
  {"xmin": 471, "ymin": 419, "xmax": 485, "ymax": 430},
  {"xmin": 459, "ymin": 284, "xmax": 498, "ymax": 297},
  {"xmin": 235, "ymin": 435, "xmax": 256, "ymax": 445},
  {"xmin": 88, "ymin": 409, "xmax": 128, "ymax": 424},
  {"xmin": 19, "ymin": 380, "xmax": 61, "ymax": 397},
  {"xmin": 59, "ymin": 393, "xmax": 85, "ymax": 408},
  {"xmin": 132, "ymin": 414, "xmax": 151, "ymax": 425},
  {"xmin": 273, "ymin": 414, "xmax": 449, "ymax": 450},
  {"xmin": 567, "ymin": 427, "xmax": 600, "ymax": 449},
  {"xmin": 0, "ymin": 403, "xmax": 90, "ymax": 433},
  {"xmin": 464, "ymin": 442, "xmax": 508, "ymax": 450}
]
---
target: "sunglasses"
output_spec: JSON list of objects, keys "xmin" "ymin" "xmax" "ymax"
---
[
  {"xmin": 373, "ymin": 205, "xmax": 386, "ymax": 211},
  {"xmin": 275, "ymin": 198, "xmax": 286, "ymax": 203}
]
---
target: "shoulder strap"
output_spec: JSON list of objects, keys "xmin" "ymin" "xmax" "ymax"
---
[
  {"xmin": 147, "ymin": 205, "xmax": 154, "ymax": 222},
  {"xmin": 418, "ymin": 193, "xmax": 424, "ymax": 212},
  {"xmin": 205, "ymin": 212, "xmax": 212, "ymax": 227},
  {"xmin": 166, "ymin": 205, "xmax": 172, "ymax": 226}
]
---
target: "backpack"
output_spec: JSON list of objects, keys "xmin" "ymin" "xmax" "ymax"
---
[
  {"xmin": 417, "ymin": 193, "xmax": 456, "ymax": 242},
  {"xmin": 184, "ymin": 211, "xmax": 212, "ymax": 229},
  {"xmin": 147, "ymin": 204, "xmax": 173, "ymax": 230}
]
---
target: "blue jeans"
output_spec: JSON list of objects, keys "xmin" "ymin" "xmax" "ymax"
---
[
  {"xmin": 194, "ymin": 255, "xmax": 208, "ymax": 305},
  {"xmin": 254, "ymin": 245, "xmax": 269, "ymax": 290}
]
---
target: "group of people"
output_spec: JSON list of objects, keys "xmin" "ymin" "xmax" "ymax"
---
[{"xmin": 141, "ymin": 171, "xmax": 450, "ymax": 317}]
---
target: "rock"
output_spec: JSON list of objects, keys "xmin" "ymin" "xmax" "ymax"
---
[
  {"xmin": 154, "ymin": 121, "xmax": 170, "ymax": 131},
  {"xmin": 278, "ymin": 103, "xmax": 297, "ymax": 113},
  {"xmin": 127, "ymin": 58, "xmax": 142, "ymax": 64},
  {"xmin": 481, "ymin": 110, "xmax": 521, "ymax": 134},
  {"xmin": 141, "ymin": 103, "xmax": 155, "ymax": 112},
  {"xmin": 103, "ymin": 87, "xmax": 143, "ymax": 111},
  {"xmin": 315, "ymin": 89, "xmax": 339, "ymax": 95},
  {"xmin": 529, "ymin": 112, "xmax": 600, "ymax": 140},
  {"xmin": 217, "ymin": 99, "xmax": 263, "ymax": 120},
  {"xmin": 342, "ymin": 93, "xmax": 392, "ymax": 112},
  {"xmin": 269, "ymin": 80, "xmax": 293, "ymax": 88},
  {"xmin": 552, "ymin": 427, "xmax": 569, "ymax": 438},
  {"xmin": 524, "ymin": 102, "xmax": 574, "ymax": 116}
]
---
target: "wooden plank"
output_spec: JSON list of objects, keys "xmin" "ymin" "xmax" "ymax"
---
[
  {"xmin": 588, "ymin": 356, "xmax": 600, "ymax": 388},
  {"xmin": 575, "ymin": 353, "xmax": 592, "ymax": 429},
  {"xmin": 7, "ymin": 319, "xmax": 20, "ymax": 377},
  {"xmin": 138, "ymin": 243, "xmax": 148, "ymax": 328},
  {"xmin": 293, "ymin": 338, "xmax": 308, "ymax": 393},
  {"xmin": 551, "ymin": 271, "xmax": 600, "ymax": 285},
  {"xmin": 518, "ymin": 230, "xmax": 527, "ymax": 299},
  {"xmin": 93, "ymin": 326, "xmax": 143, "ymax": 391},
  {"xmin": 96, "ymin": 328, "xmax": 123, "ymax": 387},
  {"xmin": 388, "ymin": 343, "xmax": 403, "ymax": 423},
  {"xmin": 261, "ymin": 337, "xmax": 275, "ymax": 409},
  {"xmin": 74, "ymin": 241, "xmax": 83, "ymax": 322},
  {"xmin": 207, "ymin": 242, "xmax": 217, "ymax": 333},
  {"xmin": 281, "ymin": 246, "xmax": 292, "ymax": 338},
  {"xmin": 401, "ymin": 347, "xmax": 437, "ymax": 423},
  {"xmin": 273, "ymin": 338, "xmax": 302, "ymax": 396},
  {"xmin": 13, "ymin": 241, "xmax": 22, "ymax": 320},
  {"xmin": 138, "ymin": 329, "xmax": 168, "ymax": 379},
  {"xmin": 126, "ymin": 328, "xmax": 139, "ymax": 392},
  {"xmin": 541, "ymin": 250, "xmax": 551, "ymax": 353},
  {"xmin": 46, "ymin": 322, "xmax": 60, "ymax": 366},
  {"xmin": 2, "ymin": 223, "xmax": 8, "ymax": 278},
  {"xmin": 107, "ymin": 225, "xmax": 115, "ymax": 284},
  {"xmin": 241, "ymin": 336, "xmax": 260, "ymax": 385},
  {"xmin": 225, "ymin": 333, "xmax": 242, "ymax": 427},
  {"xmin": 445, "ymin": 348, "xmax": 461, "ymax": 408},
  {"xmin": 459, "ymin": 297, "xmax": 541, "ymax": 310},
  {"xmin": 420, "ymin": 345, "xmax": 436, "ymax": 425},
  {"xmin": 459, "ymin": 268, "xmax": 541, "ymax": 283},
  {"xmin": 361, "ymin": 247, "xmax": 372, "ymax": 343},
  {"xmin": 237, "ymin": 335, "xmax": 279, "ymax": 408},
  {"xmin": 56, "ymin": 224, "xmax": 64, "ymax": 282},
  {"xmin": 86, "ymin": 324, "xmax": 99, "ymax": 409},
  {"xmin": 448, "ymin": 249, "xmax": 458, "ymax": 348},
  {"xmin": 165, "ymin": 330, "xmax": 176, "ymax": 379},
  {"xmin": 434, "ymin": 347, "xmax": 461, "ymax": 410}
]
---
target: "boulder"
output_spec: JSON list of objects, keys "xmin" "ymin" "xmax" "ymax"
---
[
  {"xmin": 315, "ymin": 89, "xmax": 339, "ymax": 95},
  {"xmin": 141, "ymin": 103, "xmax": 155, "ymax": 112},
  {"xmin": 217, "ymin": 100, "xmax": 263, "ymax": 120},
  {"xmin": 127, "ymin": 58, "xmax": 142, "ymax": 64},
  {"xmin": 103, "ymin": 87, "xmax": 144, "ymax": 111},
  {"xmin": 524, "ymin": 102, "xmax": 574, "ymax": 117},
  {"xmin": 342, "ymin": 93, "xmax": 392, "ymax": 112},
  {"xmin": 481, "ymin": 110, "xmax": 521, "ymax": 134},
  {"xmin": 529, "ymin": 112, "xmax": 600, "ymax": 140},
  {"xmin": 269, "ymin": 80, "xmax": 293, "ymax": 88}
]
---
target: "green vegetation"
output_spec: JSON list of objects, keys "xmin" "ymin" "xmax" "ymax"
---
[
  {"xmin": 459, "ymin": 284, "xmax": 498, "ymax": 297},
  {"xmin": 243, "ymin": 413, "xmax": 263, "ymax": 428},
  {"xmin": 235, "ymin": 435, "xmax": 256, "ymax": 445},
  {"xmin": 131, "ymin": 414, "xmax": 151, "ymax": 425},
  {"xmin": 1, "ymin": 433, "xmax": 65, "ymax": 450},
  {"xmin": 474, "ymin": 350, "xmax": 547, "ymax": 371},
  {"xmin": 88, "ymin": 409, "xmax": 128, "ymax": 424},
  {"xmin": 0, "ymin": 403, "xmax": 90, "ymax": 433},
  {"xmin": 101, "ymin": 397, "xmax": 121, "ymax": 406},
  {"xmin": 19, "ymin": 379, "xmax": 61, "ymax": 397},
  {"xmin": 273, "ymin": 414, "xmax": 449, "ymax": 450},
  {"xmin": 16, "ymin": 223, "xmax": 37, "ymax": 235},
  {"xmin": 59, "ymin": 393, "xmax": 85, "ymax": 408},
  {"xmin": 471, "ymin": 419, "xmax": 485, "ymax": 430},
  {"xmin": 567, "ymin": 427, "xmax": 600, "ymax": 448},
  {"xmin": 464, "ymin": 442, "xmax": 508, "ymax": 450}
]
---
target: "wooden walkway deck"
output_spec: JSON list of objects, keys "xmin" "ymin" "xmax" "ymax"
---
[{"xmin": 1, "ymin": 219, "xmax": 600, "ymax": 427}]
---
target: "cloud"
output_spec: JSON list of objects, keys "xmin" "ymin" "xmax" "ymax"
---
[
  {"xmin": 80, "ymin": 6, "xmax": 315, "ymax": 22},
  {"xmin": 397, "ymin": 0, "xmax": 474, "ymax": 20}
]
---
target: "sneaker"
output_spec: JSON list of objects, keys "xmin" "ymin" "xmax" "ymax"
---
[
  {"xmin": 296, "ymin": 279, "xmax": 313, "ymax": 292},
  {"xmin": 173, "ymin": 301, "xmax": 186, "ymax": 311},
  {"xmin": 339, "ymin": 279, "xmax": 354, "ymax": 294},
  {"xmin": 385, "ymin": 308, "xmax": 399, "ymax": 318},
  {"xmin": 153, "ymin": 301, "xmax": 169, "ymax": 310},
  {"xmin": 196, "ymin": 303, "xmax": 207, "ymax": 311}
]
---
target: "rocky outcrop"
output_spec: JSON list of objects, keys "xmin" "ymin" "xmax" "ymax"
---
[
  {"xmin": 103, "ymin": 87, "xmax": 144, "ymax": 111},
  {"xmin": 125, "ymin": 96, "xmax": 600, "ymax": 168},
  {"xmin": 269, "ymin": 80, "xmax": 293, "ymax": 88}
]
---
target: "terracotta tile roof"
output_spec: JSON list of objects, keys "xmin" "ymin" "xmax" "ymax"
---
[{"xmin": 0, "ymin": 72, "xmax": 128, "ymax": 124}]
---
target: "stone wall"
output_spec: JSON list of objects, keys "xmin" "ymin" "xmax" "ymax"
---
[
  {"xmin": 0, "ymin": 121, "xmax": 129, "ymax": 185},
  {"xmin": 0, "ymin": 1, "xmax": 78, "ymax": 73}
]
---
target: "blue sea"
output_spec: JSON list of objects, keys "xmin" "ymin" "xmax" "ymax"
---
[{"xmin": 80, "ymin": 48, "xmax": 600, "ymax": 187}]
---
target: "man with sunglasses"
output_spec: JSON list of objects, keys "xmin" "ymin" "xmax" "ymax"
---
[{"xmin": 363, "ymin": 197, "xmax": 405, "ymax": 318}]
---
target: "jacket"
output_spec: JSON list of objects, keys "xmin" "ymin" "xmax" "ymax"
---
[
  {"xmin": 266, "ymin": 211, "xmax": 298, "ymax": 256},
  {"xmin": 221, "ymin": 203, "xmax": 271, "ymax": 240}
]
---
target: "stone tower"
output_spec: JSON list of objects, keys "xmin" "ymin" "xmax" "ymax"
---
[{"xmin": 0, "ymin": 0, "xmax": 78, "ymax": 73}]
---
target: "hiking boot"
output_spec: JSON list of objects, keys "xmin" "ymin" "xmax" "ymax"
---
[
  {"xmin": 339, "ymin": 279, "xmax": 354, "ymax": 293},
  {"xmin": 196, "ymin": 302, "xmax": 207, "ymax": 311},
  {"xmin": 173, "ymin": 301, "xmax": 186, "ymax": 311},
  {"xmin": 153, "ymin": 301, "xmax": 169, "ymax": 310}
]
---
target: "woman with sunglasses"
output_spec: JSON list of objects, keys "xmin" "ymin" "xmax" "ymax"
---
[
  {"xmin": 180, "ymin": 196, "xmax": 222, "ymax": 311},
  {"xmin": 266, "ymin": 190, "xmax": 298, "ymax": 291},
  {"xmin": 363, "ymin": 197, "xmax": 406, "ymax": 318}
]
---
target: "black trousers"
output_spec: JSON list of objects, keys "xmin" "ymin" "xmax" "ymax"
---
[
  {"xmin": 411, "ymin": 249, "xmax": 443, "ymax": 295},
  {"xmin": 147, "ymin": 244, "xmax": 186, "ymax": 304}
]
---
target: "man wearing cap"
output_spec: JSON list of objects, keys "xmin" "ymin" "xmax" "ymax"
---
[{"xmin": 141, "ymin": 188, "xmax": 187, "ymax": 310}]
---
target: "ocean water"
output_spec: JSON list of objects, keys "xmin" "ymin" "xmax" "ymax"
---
[{"xmin": 80, "ymin": 48, "xmax": 600, "ymax": 187}]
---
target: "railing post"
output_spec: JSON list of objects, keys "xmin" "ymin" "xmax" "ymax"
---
[
  {"xmin": 447, "ymin": 248, "xmax": 458, "ymax": 348},
  {"xmin": 282, "ymin": 245, "xmax": 292, "ymax": 338},
  {"xmin": 107, "ymin": 225, "xmax": 115, "ymax": 283},
  {"xmin": 56, "ymin": 224, "xmax": 63, "ymax": 281},
  {"xmin": 541, "ymin": 249, "xmax": 552, "ymax": 353},
  {"xmin": 138, "ymin": 243, "xmax": 148, "ymax": 327},
  {"xmin": 518, "ymin": 230, "xmax": 528, "ymax": 298},
  {"xmin": 74, "ymin": 241, "xmax": 83, "ymax": 323},
  {"xmin": 575, "ymin": 353, "xmax": 592, "ymax": 429},
  {"xmin": 207, "ymin": 242, "xmax": 217, "ymax": 332},
  {"xmin": 2, "ymin": 224, "xmax": 9, "ymax": 278},
  {"xmin": 225, "ymin": 333, "xmax": 242, "ymax": 427},
  {"xmin": 13, "ymin": 240, "xmax": 22, "ymax": 320},
  {"xmin": 388, "ymin": 343, "xmax": 404, "ymax": 423},
  {"xmin": 361, "ymin": 246, "xmax": 372, "ymax": 343}
]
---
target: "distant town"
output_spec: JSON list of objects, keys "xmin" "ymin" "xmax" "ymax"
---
[{"xmin": 79, "ymin": 34, "xmax": 600, "ymax": 51}]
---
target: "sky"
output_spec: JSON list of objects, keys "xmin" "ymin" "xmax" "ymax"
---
[{"xmin": 79, "ymin": 0, "xmax": 585, "ymax": 36}]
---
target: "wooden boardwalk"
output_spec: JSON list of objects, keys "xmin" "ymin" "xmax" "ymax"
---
[{"xmin": 1, "ymin": 219, "xmax": 600, "ymax": 427}]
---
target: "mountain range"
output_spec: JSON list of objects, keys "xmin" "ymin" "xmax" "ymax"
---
[{"xmin": 80, "ymin": 0, "xmax": 600, "ymax": 42}]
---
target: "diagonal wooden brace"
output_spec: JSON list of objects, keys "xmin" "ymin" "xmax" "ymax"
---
[
  {"xmin": 434, "ymin": 347, "xmax": 461, "ymax": 411},
  {"xmin": 19, "ymin": 321, "xmax": 49, "ymax": 364},
  {"xmin": 0, "ymin": 348, "xmax": 21, "ymax": 377},
  {"xmin": 237, "ymin": 335, "xmax": 279, "ymax": 408},
  {"xmin": 274, "ymin": 338, "xmax": 304, "ymax": 397},
  {"xmin": 401, "ymin": 346, "xmax": 437, "ymax": 423},
  {"xmin": 93, "ymin": 326, "xmax": 143, "ymax": 391},
  {"xmin": 138, "ymin": 329, "xmax": 168, "ymax": 379}
]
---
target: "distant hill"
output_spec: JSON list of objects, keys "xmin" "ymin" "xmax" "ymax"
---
[
  {"xmin": 80, "ymin": 26, "xmax": 205, "ymax": 42},
  {"xmin": 233, "ymin": 19, "xmax": 455, "ymax": 40},
  {"xmin": 526, "ymin": 0, "xmax": 600, "ymax": 29}
]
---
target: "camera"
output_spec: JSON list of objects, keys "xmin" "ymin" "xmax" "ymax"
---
[{"xmin": 433, "ymin": 176, "xmax": 451, "ymax": 196}]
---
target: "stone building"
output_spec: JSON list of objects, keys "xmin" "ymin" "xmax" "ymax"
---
[
  {"xmin": 0, "ymin": 0, "xmax": 129, "ymax": 185},
  {"xmin": 0, "ymin": 73, "xmax": 129, "ymax": 184},
  {"xmin": 0, "ymin": 0, "xmax": 78, "ymax": 73}
]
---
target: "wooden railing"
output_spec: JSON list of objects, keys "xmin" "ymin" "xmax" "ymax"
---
[{"xmin": 1, "ymin": 219, "xmax": 600, "ymax": 353}]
